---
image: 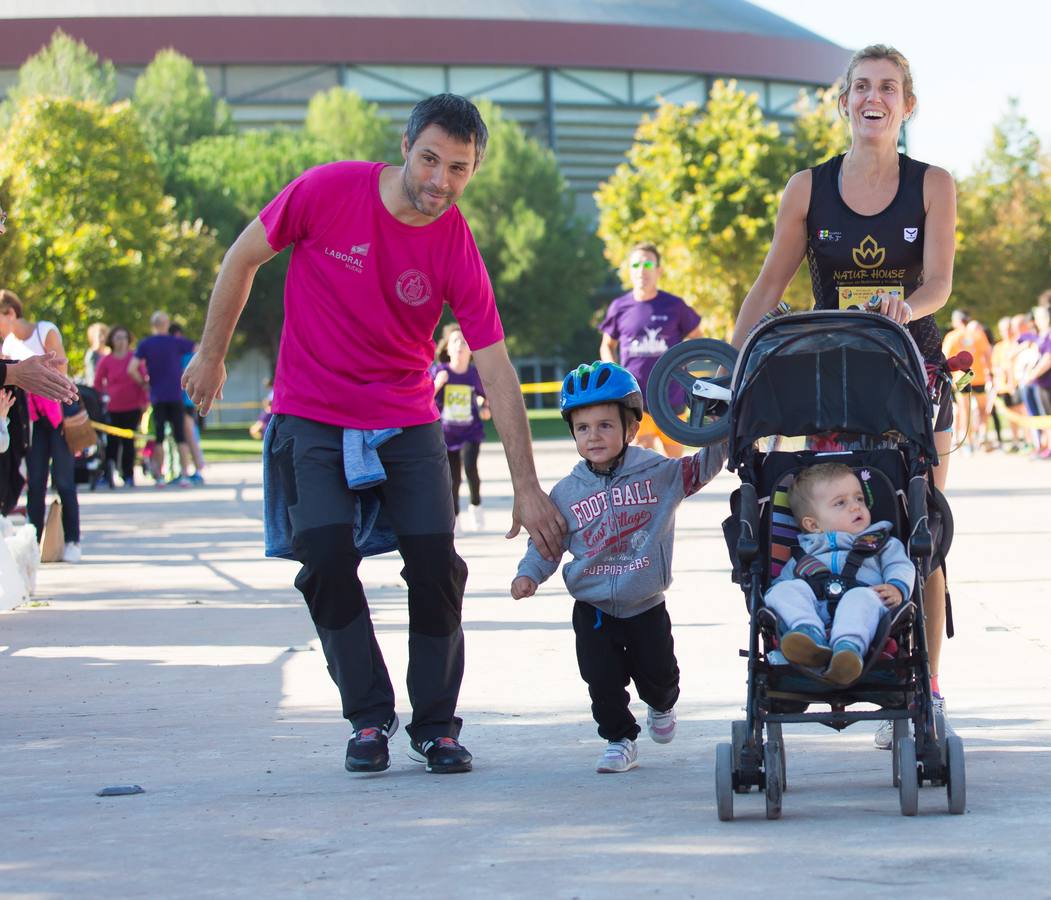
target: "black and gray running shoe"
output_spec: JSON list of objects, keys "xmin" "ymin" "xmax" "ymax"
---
[
  {"xmin": 407, "ymin": 736, "xmax": 473, "ymax": 774},
  {"xmin": 345, "ymin": 713, "xmax": 399, "ymax": 773}
]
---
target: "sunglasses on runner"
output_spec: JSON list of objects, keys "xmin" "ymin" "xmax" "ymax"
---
[{"xmin": 630, "ymin": 260, "xmax": 656, "ymax": 270}]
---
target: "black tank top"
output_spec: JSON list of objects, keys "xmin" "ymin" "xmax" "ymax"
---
[{"xmin": 805, "ymin": 153, "xmax": 942, "ymax": 361}]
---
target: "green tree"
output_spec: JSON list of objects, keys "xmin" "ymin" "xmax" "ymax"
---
[
  {"xmin": 595, "ymin": 80, "xmax": 848, "ymax": 335},
  {"xmin": 0, "ymin": 98, "xmax": 222, "ymax": 368},
  {"xmin": 953, "ymin": 100, "xmax": 1051, "ymax": 325},
  {"xmin": 173, "ymin": 131, "xmax": 335, "ymax": 359},
  {"xmin": 0, "ymin": 30, "xmax": 115, "ymax": 127},
  {"xmin": 304, "ymin": 87, "xmax": 400, "ymax": 163},
  {"xmin": 456, "ymin": 100, "xmax": 606, "ymax": 357},
  {"xmin": 132, "ymin": 49, "xmax": 232, "ymax": 188}
]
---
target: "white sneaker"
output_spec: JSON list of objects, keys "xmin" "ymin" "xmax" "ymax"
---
[
  {"xmin": 466, "ymin": 504, "xmax": 484, "ymax": 531},
  {"xmin": 873, "ymin": 719, "xmax": 893, "ymax": 750},
  {"xmin": 646, "ymin": 706, "xmax": 677, "ymax": 744},
  {"xmin": 596, "ymin": 737, "xmax": 638, "ymax": 773},
  {"xmin": 63, "ymin": 542, "xmax": 82, "ymax": 564}
]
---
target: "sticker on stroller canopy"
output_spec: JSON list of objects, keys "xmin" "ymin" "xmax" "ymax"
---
[
  {"xmin": 859, "ymin": 469, "xmax": 875, "ymax": 507},
  {"xmin": 837, "ymin": 286, "xmax": 903, "ymax": 310}
]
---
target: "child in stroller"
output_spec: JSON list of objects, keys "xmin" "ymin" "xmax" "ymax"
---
[
  {"xmin": 766, "ymin": 462, "xmax": 914, "ymax": 685},
  {"xmin": 644, "ymin": 309, "xmax": 965, "ymax": 820}
]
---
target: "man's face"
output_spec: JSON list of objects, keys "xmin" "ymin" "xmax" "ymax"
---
[
  {"xmin": 629, "ymin": 249, "xmax": 660, "ymax": 295},
  {"xmin": 401, "ymin": 125, "xmax": 477, "ymax": 219}
]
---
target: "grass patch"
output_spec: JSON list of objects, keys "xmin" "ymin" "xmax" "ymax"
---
[
  {"xmin": 200, "ymin": 409, "xmax": 568, "ymax": 461},
  {"xmin": 200, "ymin": 427, "xmax": 263, "ymax": 461}
]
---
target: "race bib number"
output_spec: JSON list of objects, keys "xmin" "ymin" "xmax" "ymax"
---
[
  {"xmin": 441, "ymin": 384, "xmax": 475, "ymax": 425},
  {"xmin": 838, "ymin": 285, "xmax": 903, "ymax": 310}
]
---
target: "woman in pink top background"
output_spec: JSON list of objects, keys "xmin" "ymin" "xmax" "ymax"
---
[{"xmin": 94, "ymin": 325, "xmax": 148, "ymax": 488}]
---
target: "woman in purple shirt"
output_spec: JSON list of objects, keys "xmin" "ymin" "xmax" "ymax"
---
[
  {"xmin": 599, "ymin": 242, "xmax": 702, "ymax": 458},
  {"xmin": 434, "ymin": 327, "xmax": 490, "ymax": 531}
]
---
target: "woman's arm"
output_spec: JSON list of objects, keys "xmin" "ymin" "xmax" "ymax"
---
[
  {"xmin": 42, "ymin": 326, "xmax": 68, "ymax": 377},
  {"xmin": 730, "ymin": 170, "xmax": 811, "ymax": 348},
  {"xmin": 897, "ymin": 166, "xmax": 956, "ymax": 323}
]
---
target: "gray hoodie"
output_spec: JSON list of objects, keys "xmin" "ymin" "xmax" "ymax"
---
[
  {"xmin": 773, "ymin": 520, "xmax": 915, "ymax": 601},
  {"xmin": 516, "ymin": 443, "xmax": 727, "ymax": 619}
]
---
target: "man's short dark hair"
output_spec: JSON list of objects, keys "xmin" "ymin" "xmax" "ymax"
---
[
  {"xmin": 405, "ymin": 94, "xmax": 488, "ymax": 167},
  {"xmin": 630, "ymin": 242, "xmax": 661, "ymax": 267}
]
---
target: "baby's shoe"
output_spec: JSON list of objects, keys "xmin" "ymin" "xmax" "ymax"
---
[
  {"xmin": 825, "ymin": 639, "xmax": 864, "ymax": 685},
  {"xmin": 646, "ymin": 706, "xmax": 677, "ymax": 744},
  {"xmin": 596, "ymin": 737, "xmax": 638, "ymax": 773},
  {"xmin": 779, "ymin": 625, "xmax": 832, "ymax": 667}
]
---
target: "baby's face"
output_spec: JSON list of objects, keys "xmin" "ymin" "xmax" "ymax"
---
[{"xmin": 805, "ymin": 474, "xmax": 871, "ymax": 535}]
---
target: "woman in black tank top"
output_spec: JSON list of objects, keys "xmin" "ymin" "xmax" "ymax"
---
[{"xmin": 730, "ymin": 45, "xmax": 957, "ymax": 735}]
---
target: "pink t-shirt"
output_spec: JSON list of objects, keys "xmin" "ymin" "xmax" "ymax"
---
[
  {"xmin": 93, "ymin": 352, "xmax": 149, "ymax": 413},
  {"xmin": 259, "ymin": 161, "xmax": 503, "ymax": 428}
]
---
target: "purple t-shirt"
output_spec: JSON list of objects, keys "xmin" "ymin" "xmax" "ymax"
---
[
  {"xmin": 600, "ymin": 290, "xmax": 701, "ymax": 409},
  {"xmin": 434, "ymin": 363, "xmax": 486, "ymax": 450},
  {"xmin": 1036, "ymin": 333, "xmax": 1051, "ymax": 390},
  {"xmin": 135, "ymin": 334, "xmax": 195, "ymax": 403}
]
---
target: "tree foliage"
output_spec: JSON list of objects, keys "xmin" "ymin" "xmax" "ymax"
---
[
  {"xmin": 0, "ymin": 30, "xmax": 115, "ymax": 127},
  {"xmin": 595, "ymin": 80, "xmax": 848, "ymax": 335},
  {"xmin": 456, "ymin": 100, "xmax": 606, "ymax": 357},
  {"xmin": 0, "ymin": 98, "xmax": 222, "ymax": 368},
  {"xmin": 304, "ymin": 87, "xmax": 400, "ymax": 164},
  {"xmin": 132, "ymin": 49, "xmax": 232, "ymax": 188},
  {"xmin": 953, "ymin": 100, "xmax": 1051, "ymax": 325},
  {"xmin": 173, "ymin": 131, "xmax": 335, "ymax": 359}
]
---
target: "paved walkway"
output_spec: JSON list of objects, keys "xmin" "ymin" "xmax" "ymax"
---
[{"xmin": 2, "ymin": 443, "xmax": 1049, "ymax": 898}]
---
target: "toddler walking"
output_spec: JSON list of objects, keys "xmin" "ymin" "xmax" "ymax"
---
[{"xmin": 512, "ymin": 362, "xmax": 726, "ymax": 772}]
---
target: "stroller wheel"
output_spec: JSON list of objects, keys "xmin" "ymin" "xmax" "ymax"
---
[
  {"xmin": 731, "ymin": 721, "xmax": 752, "ymax": 793},
  {"xmin": 645, "ymin": 338, "xmax": 737, "ymax": 447},
  {"xmin": 898, "ymin": 736, "xmax": 919, "ymax": 816},
  {"xmin": 715, "ymin": 742, "xmax": 734, "ymax": 821},
  {"xmin": 766, "ymin": 721, "xmax": 787, "ymax": 792},
  {"xmin": 763, "ymin": 741, "xmax": 783, "ymax": 820},
  {"xmin": 946, "ymin": 734, "xmax": 966, "ymax": 815},
  {"xmin": 891, "ymin": 719, "xmax": 908, "ymax": 787}
]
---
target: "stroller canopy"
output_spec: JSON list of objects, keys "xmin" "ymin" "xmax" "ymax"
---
[{"xmin": 729, "ymin": 311, "xmax": 936, "ymax": 464}]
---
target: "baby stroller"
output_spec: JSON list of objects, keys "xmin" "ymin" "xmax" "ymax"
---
[{"xmin": 648, "ymin": 310, "xmax": 963, "ymax": 820}]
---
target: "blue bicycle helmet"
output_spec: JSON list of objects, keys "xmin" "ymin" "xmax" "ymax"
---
[{"xmin": 560, "ymin": 362, "xmax": 644, "ymax": 424}]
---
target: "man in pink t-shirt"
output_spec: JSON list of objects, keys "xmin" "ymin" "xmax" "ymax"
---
[{"xmin": 183, "ymin": 95, "xmax": 564, "ymax": 776}]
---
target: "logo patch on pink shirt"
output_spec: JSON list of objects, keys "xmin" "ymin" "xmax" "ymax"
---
[{"xmin": 396, "ymin": 269, "xmax": 432, "ymax": 307}]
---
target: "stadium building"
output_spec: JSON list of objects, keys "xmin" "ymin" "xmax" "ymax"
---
[{"xmin": 1, "ymin": 1, "xmax": 849, "ymax": 214}]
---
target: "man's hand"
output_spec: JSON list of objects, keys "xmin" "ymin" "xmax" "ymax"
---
[
  {"xmin": 181, "ymin": 353, "xmax": 227, "ymax": 416},
  {"xmin": 506, "ymin": 482, "xmax": 566, "ymax": 562},
  {"xmin": 873, "ymin": 583, "xmax": 904, "ymax": 609},
  {"xmin": 6, "ymin": 353, "xmax": 78, "ymax": 403},
  {"xmin": 511, "ymin": 576, "xmax": 537, "ymax": 600}
]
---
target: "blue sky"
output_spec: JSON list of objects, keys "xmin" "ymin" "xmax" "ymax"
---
[{"xmin": 751, "ymin": 0, "xmax": 1049, "ymax": 177}]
